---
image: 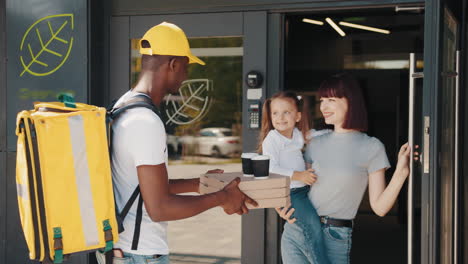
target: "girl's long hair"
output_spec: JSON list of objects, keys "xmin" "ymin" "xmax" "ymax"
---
[{"xmin": 257, "ymin": 91, "xmax": 311, "ymax": 153}]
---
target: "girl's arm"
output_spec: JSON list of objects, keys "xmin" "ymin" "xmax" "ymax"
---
[
  {"xmin": 265, "ymin": 143, "xmax": 316, "ymax": 184},
  {"xmin": 368, "ymin": 143, "xmax": 410, "ymax": 217},
  {"xmin": 263, "ymin": 134, "xmax": 317, "ymax": 184},
  {"xmin": 292, "ymin": 169, "xmax": 317, "ymax": 185}
]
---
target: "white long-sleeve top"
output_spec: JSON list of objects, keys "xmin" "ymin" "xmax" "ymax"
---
[{"xmin": 262, "ymin": 128, "xmax": 307, "ymax": 188}]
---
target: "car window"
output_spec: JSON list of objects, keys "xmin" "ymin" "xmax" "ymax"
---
[
  {"xmin": 200, "ymin": 131, "xmax": 216, "ymax": 137},
  {"xmin": 221, "ymin": 131, "xmax": 233, "ymax": 136}
]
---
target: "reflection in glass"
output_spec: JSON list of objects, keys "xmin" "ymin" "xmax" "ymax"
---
[
  {"xmin": 131, "ymin": 37, "xmax": 243, "ymax": 163},
  {"xmin": 130, "ymin": 37, "xmax": 243, "ymax": 264}
]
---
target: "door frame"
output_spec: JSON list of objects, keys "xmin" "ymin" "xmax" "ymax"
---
[
  {"xmin": 424, "ymin": 1, "xmax": 463, "ymax": 264},
  {"xmin": 271, "ymin": 1, "xmax": 456, "ymax": 264},
  {"xmin": 108, "ymin": 0, "xmax": 464, "ymax": 263},
  {"xmin": 421, "ymin": 1, "xmax": 439, "ymax": 263},
  {"xmin": 109, "ymin": 11, "xmax": 269, "ymax": 264}
]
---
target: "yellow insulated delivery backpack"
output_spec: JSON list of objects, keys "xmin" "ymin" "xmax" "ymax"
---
[{"xmin": 15, "ymin": 100, "xmax": 119, "ymax": 263}]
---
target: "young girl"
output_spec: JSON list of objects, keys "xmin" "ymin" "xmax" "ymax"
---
[
  {"xmin": 258, "ymin": 91, "xmax": 330, "ymax": 264},
  {"xmin": 277, "ymin": 73, "xmax": 411, "ymax": 264}
]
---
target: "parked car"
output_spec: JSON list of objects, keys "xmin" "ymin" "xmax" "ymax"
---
[
  {"xmin": 179, "ymin": 127, "xmax": 241, "ymax": 157},
  {"xmin": 167, "ymin": 134, "xmax": 182, "ymax": 157}
]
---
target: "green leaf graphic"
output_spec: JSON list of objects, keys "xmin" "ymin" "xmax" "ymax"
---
[{"xmin": 19, "ymin": 14, "xmax": 74, "ymax": 77}]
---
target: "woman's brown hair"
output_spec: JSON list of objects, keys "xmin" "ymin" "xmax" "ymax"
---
[
  {"xmin": 257, "ymin": 91, "xmax": 311, "ymax": 153},
  {"xmin": 318, "ymin": 73, "xmax": 368, "ymax": 131}
]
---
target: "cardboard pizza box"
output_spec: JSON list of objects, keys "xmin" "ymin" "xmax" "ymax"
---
[
  {"xmin": 246, "ymin": 196, "xmax": 290, "ymax": 209},
  {"xmin": 200, "ymin": 172, "xmax": 290, "ymax": 191},
  {"xmin": 199, "ymin": 182, "xmax": 289, "ymax": 199},
  {"xmin": 199, "ymin": 172, "xmax": 290, "ymax": 209}
]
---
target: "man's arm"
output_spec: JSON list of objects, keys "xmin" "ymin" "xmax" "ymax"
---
[
  {"xmin": 168, "ymin": 178, "xmax": 199, "ymax": 194},
  {"xmin": 168, "ymin": 169, "xmax": 224, "ymax": 194},
  {"xmin": 138, "ymin": 164, "xmax": 256, "ymax": 222}
]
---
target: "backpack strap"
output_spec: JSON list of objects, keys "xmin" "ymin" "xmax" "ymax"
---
[
  {"xmin": 131, "ymin": 195, "xmax": 144, "ymax": 250},
  {"xmin": 107, "ymin": 93, "xmax": 163, "ymax": 251},
  {"xmin": 108, "ymin": 94, "xmax": 162, "ymax": 122},
  {"xmin": 107, "ymin": 94, "xmax": 164, "ymax": 153},
  {"xmin": 116, "ymin": 186, "xmax": 140, "ymax": 233}
]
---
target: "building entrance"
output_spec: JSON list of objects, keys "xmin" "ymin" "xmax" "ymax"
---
[{"xmin": 285, "ymin": 8, "xmax": 425, "ymax": 264}]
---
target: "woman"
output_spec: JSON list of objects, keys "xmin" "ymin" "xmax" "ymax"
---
[{"xmin": 277, "ymin": 73, "xmax": 411, "ymax": 264}]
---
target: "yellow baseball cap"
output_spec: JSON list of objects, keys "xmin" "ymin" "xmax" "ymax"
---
[{"xmin": 139, "ymin": 22, "xmax": 205, "ymax": 65}]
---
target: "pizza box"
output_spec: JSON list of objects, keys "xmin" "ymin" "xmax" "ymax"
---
[
  {"xmin": 200, "ymin": 172, "xmax": 290, "ymax": 191},
  {"xmin": 199, "ymin": 172, "xmax": 290, "ymax": 209}
]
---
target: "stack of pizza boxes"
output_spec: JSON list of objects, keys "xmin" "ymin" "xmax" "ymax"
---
[{"xmin": 199, "ymin": 172, "xmax": 290, "ymax": 209}]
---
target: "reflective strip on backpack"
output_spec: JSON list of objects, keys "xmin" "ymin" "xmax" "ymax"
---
[
  {"xmin": 68, "ymin": 115, "xmax": 99, "ymax": 247},
  {"xmin": 16, "ymin": 183, "xmax": 30, "ymax": 200}
]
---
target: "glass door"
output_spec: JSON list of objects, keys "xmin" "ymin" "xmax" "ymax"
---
[
  {"xmin": 420, "ymin": 2, "xmax": 460, "ymax": 263},
  {"xmin": 111, "ymin": 13, "xmax": 247, "ymax": 264},
  {"xmin": 111, "ymin": 11, "xmax": 269, "ymax": 264},
  {"xmin": 131, "ymin": 36, "xmax": 244, "ymax": 264},
  {"xmin": 438, "ymin": 7, "xmax": 459, "ymax": 264}
]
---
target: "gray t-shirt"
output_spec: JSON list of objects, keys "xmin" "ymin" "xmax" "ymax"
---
[{"xmin": 304, "ymin": 131, "xmax": 390, "ymax": 219}]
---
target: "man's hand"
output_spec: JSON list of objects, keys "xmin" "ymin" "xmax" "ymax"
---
[{"xmin": 220, "ymin": 177, "xmax": 258, "ymax": 215}]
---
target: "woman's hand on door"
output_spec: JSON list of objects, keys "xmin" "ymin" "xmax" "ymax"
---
[{"xmin": 395, "ymin": 142, "xmax": 411, "ymax": 179}]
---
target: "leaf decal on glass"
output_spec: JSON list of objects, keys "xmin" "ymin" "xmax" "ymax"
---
[
  {"xmin": 164, "ymin": 79, "xmax": 213, "ymax": 125},
  {"xmin": 19, "ymin": 14, "xmax": 74, "ymax": 77}
]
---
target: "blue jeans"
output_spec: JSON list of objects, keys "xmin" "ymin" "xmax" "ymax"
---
[
  {"xmin": 281, "ymin": 213, "xmax": 352, "ymax": 264},
  {"xmin": 322, "ymin": 223, "xmax": 352, "ymax": 264},
  {"xmin": 95, "ymin": 250, "xmax": 169, "ymax": 264},
  {"xmin": 282, "ymin": 222, "xmax": 315, "ymax": 264},
  {"xmin": 282, "ymin": 186, "xmax": 329, "ymax": 264}
]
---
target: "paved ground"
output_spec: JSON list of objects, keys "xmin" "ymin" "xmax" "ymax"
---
[{"xmin": 166, "ymin": 162, "xmax": 242, "ymax": 264}]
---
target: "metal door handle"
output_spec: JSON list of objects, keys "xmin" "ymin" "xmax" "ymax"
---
[{"xmin": 408, "ymin": 53, "xmax": 424, "ymax": 264}]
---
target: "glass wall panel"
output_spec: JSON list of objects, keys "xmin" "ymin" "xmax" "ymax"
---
[{"xmin": 130, "ymin": 37, "xmax": 243, "ymax": 264}]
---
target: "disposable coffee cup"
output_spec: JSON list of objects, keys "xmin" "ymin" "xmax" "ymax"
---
[
  {"xmin": 241, "ymin": 153, "xmax": 259, "ymax": 177},
  {"xmin": 251, "ymin": 155, "xmax": 270, "ymax": 179}
]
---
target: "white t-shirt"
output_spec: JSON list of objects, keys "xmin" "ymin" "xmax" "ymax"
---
[
  {"xmin": 262, "ymin": 128, "xmax": 307, "ymax": 188},
  {"xmin": 112, "ymin": 91, "xmax": 169, "ymax": 255}
]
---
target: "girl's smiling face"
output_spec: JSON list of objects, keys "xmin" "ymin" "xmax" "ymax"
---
[{"xmin": 270, "ymin": 98, "xmax": 301, "ymax": 138}]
